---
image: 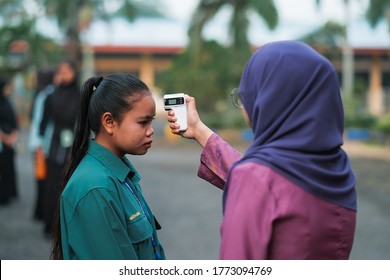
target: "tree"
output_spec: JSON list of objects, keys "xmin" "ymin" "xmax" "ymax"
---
[
  {"xmin": 157, "ymin": 40, "xmax": 236, "ymax": 113},
  {"xmin": 41, "ymin": 0, "xmax": 163, "ymax": 65},
  {"xmin": 188, "ymin": 0, "xmax": 278, "ymax": 59},
  {"xmin": 1, "ymin": 0, "xmax": 164, "ymax": 69},
  {"xmin": 0, "ymin": 20, "xmax": 62, "ymax": 70},
  {"xmin": 0, "ymin": 1, "xmax": 62, "ymax": 72},
  {"xmin": 299, "ymin": 21, "xmax": 345, "ymax": 58},
  {"xmin": 157, "ymin": 39, "xmax": 250, "ymax": 129},
  {"xmin": 366, "ymin": 0, "xmax": 390, "ymax": 27},
  {"xmin": 164, "ymin": 0, "xmax": 278, "ymax": 117}
]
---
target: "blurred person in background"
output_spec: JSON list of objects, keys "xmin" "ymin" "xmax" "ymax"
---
[
  {"xmin": 39, "ymin": 60, "xmax": 81, "ymax": 237},
  {"xmin": 167, "ymin": 41, "xmax": 357, "ymax": 259},
  {"xmin": 0, "ymin": 76, "xmax": 19, "ymax": 205},
  {"xmin": 28, "ymin": 69, "xmax": 58, "ymax": 221}
]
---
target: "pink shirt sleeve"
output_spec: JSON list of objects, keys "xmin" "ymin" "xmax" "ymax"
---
[{"xmin": 197, "ymin": 133, "xmax": 242, "ymax": 189}]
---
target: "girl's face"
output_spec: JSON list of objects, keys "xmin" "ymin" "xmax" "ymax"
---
[{"xmin": 111, "ymin": 94, "xmax": 156, "ymax": 157}]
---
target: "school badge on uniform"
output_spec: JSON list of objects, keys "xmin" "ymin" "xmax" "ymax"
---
[{"xmin": 129, "ymin": 212, "xmax": 140, "ymax": 221}]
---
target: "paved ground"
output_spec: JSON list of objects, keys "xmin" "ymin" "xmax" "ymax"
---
[{"xmin": 1, "ymin": 130, "xmax": 390, "ymax": 260}]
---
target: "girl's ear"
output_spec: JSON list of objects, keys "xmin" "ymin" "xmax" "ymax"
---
[{"xmin": 101, "ymin": 112, "xmax": 115, "ymax": 135}]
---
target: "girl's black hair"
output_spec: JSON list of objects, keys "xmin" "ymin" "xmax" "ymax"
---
[{"xmin": 51, "ymin": 73, "xmax": 151, "ymax": 259}]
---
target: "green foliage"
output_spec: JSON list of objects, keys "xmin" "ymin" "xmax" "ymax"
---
[
  {"xmin": 157, "ymin": 40, "xmax": 250, "ymax": 129},
  {"xmin": 250, "ymin": 0, "xmax": 278, "ymax": 30},
  {"xmin": 353, "ymin": 76, "xmax": 369, "ymax": 98},
  {"xmin": 343, "ymin": 95, "xmax": 378, "ymax": 129},
  {"xmin": 131, "ymin": 0, "xmax": 165, "ymax": 18},
  {"xmin": 188, "ymin": 0, "xmax": 278, "ymax": 55},
  {"xmin": 0, "ymin": 19, "xmax": 62, "ymax": 71},
  {"xmin": 299, "ymin": 21, "xmax": 344, "ymax": 49},
  {"xmin": 377, "ymin": 113, "xmax": 390, "ymax": 134},
  {"xmin": 156, "ymin": 40, "xmax": 250, "ymax": 114},
  {"xmin": 344, "ymin": 113, "xmax": 378, "ymax": 129},
  {"xmin": 202, "ymin": 110, "xmax": 247, "ymax": 129},
  {"xmin": 1, "ymin": 0, "xmax": 162, "ymax": 64},
  {"xmin": 366, "ymin": 0, "xmax": 390, "ymax": 27},
  {"xmin": 0, "ymin": 0, "xmax": 26, "ymax": 19}
]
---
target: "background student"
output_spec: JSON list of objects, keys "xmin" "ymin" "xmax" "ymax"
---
[
  {"xmin": 0, "ymin": 76, "xmax": 19, "ymax": 206},
  {"xmin": 39, "ymin": 60, "xmax": 81, "ymax": 237}
]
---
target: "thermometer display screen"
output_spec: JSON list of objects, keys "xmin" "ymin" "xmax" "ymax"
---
[{"xmin": 165, "ymin": 97, "xmax": 184, "ymax": 106}]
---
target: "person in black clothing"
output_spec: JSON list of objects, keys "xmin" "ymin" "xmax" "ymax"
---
[
  {"xmin": 0, "ymin": 76, "xmax": 19, "ymax": 205},
  {"xmin": 28, "ymin": 69, "xmax": 57, "ymax": 220},
  {"xmin": 39, "ymin": 60, "xmax": 81, "ymax": 237}
]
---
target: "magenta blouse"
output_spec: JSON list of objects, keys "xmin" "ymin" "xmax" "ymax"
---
[{"xmin": 198, "ymin": 133, "xmax": 356, "ymax": 260}]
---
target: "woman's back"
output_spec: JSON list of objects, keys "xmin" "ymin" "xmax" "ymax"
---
[{"xmin": 222, "ymin": 162, "xmax": 356, "ymax": 259}]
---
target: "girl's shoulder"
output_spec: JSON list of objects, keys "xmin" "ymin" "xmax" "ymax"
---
[
  {"xmin": 64, "ymin": 154, "xmax": 118, "ymax": 197},
  {"xmin": 75, "ymin": 152, "xmax": 115, "ymax": 179}
]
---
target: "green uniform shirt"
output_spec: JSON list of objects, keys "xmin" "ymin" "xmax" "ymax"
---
[{"xmin": 60, "ymin": 140, "xmax": 165, "ymax": 260}]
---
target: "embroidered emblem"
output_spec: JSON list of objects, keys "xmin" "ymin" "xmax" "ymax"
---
[{"xmin": 129, "ymin": 212, "xmax": 141, "ymax": 221}]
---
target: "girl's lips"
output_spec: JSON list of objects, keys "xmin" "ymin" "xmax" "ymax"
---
[{"xmin": 144, "ymin": 140, "xmax": 153, "ymax": 147}]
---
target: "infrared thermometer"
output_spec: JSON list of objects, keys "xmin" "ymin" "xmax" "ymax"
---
[{"xmin": 164, "ymin": 93, "xmax": 188, "ymax": 131}]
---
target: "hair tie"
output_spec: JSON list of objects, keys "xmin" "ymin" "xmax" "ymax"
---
[{"xmin": 93, "ymin": 76, "xmax": 103, "ymax": 91}]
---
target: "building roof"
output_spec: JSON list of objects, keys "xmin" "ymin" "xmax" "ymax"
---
[
  {"xmin": 83, "ymin": 16, "xmax": 390, "ymax": 51},
  {"xmin": 82, "ymin": 17, "xmax": 188, "ymax": 48},
  {"xmin": 348, "ymin": 20, "xmax": 390, "ymax": 49}
]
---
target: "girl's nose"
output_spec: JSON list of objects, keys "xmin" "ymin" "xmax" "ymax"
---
[{"xmin": 147, "ymin": 126, "xmax": 154, "ymax": 137}]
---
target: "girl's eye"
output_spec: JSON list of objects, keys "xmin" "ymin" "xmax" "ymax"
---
[
  {"xmin": 139, "ymin": 118, "xmax": 155, "ymax": 127},
  {"xmin": 140, "ymin": 120, "xmax": 151, "ymax": 127}
]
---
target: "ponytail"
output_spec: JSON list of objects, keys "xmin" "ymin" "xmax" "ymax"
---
[
  {"xmin": 66, "ymin": 76, "xmax": 103, "ymax": 183},
  {"xmin": 51, "ymin": 76, "xmax": 102, "ymax": 260}
]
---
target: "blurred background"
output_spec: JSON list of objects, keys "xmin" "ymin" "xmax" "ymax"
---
[{"xmin": 1, "ymin": 0, "xmax": 390, "ymax": 260}]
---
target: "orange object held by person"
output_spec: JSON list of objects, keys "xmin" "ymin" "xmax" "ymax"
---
[{"xmin": 35, "ymin": 148, "xmax": 47, "ymax": 180}]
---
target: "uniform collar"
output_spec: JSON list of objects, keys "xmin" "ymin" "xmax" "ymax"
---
[{"xmin": 87, "ymin": 140, "xmax": 140, "ymax": 183}]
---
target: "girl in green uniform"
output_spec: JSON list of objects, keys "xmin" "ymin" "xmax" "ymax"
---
[{"xmin": 51, "ymin": 73, "xmax": 165, "ymax": 260}]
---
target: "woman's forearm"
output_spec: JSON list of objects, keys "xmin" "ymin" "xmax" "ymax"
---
[{"xmin": 193, "ymin": 122, "xmax": 214, "ymax": 148}]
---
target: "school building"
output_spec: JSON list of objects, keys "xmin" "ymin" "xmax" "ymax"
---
[
  {"xmin": 9, "ymin": 17, "xmax": 387, "ymax": 117},
  {"xmin": 89, "ymin": 43, "xmax": 389, "ymax": 116},
  {"xmin": 83, "ymin": 16, "xmax": 390, "ymax": 116}
]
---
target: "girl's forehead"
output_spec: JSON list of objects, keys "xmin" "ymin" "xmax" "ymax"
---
[{"xmin": 131, "ymin": 94, "xmax": 156, "ymax": 113}]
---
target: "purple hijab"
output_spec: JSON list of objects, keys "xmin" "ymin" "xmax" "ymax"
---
[{"xmin": 230, "ymin": 41, "xmax": 356, "ymax": 211}]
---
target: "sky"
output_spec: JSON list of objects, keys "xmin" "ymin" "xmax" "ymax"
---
[
  {"xmin": 162, "ymin": 0, "xmax": 370, "ymax": 25},
  {"xmin": 159, "ymin": 0, "xmax": 374, "ymax": 43},
  {"xmin": 37, "ymin": 0, "xmax": 389, "ymax": 48}
]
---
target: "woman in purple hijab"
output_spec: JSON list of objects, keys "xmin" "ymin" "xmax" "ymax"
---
[{"xmin": 167, "ymin": 40, "xmax": 357, "ymax": 260}]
